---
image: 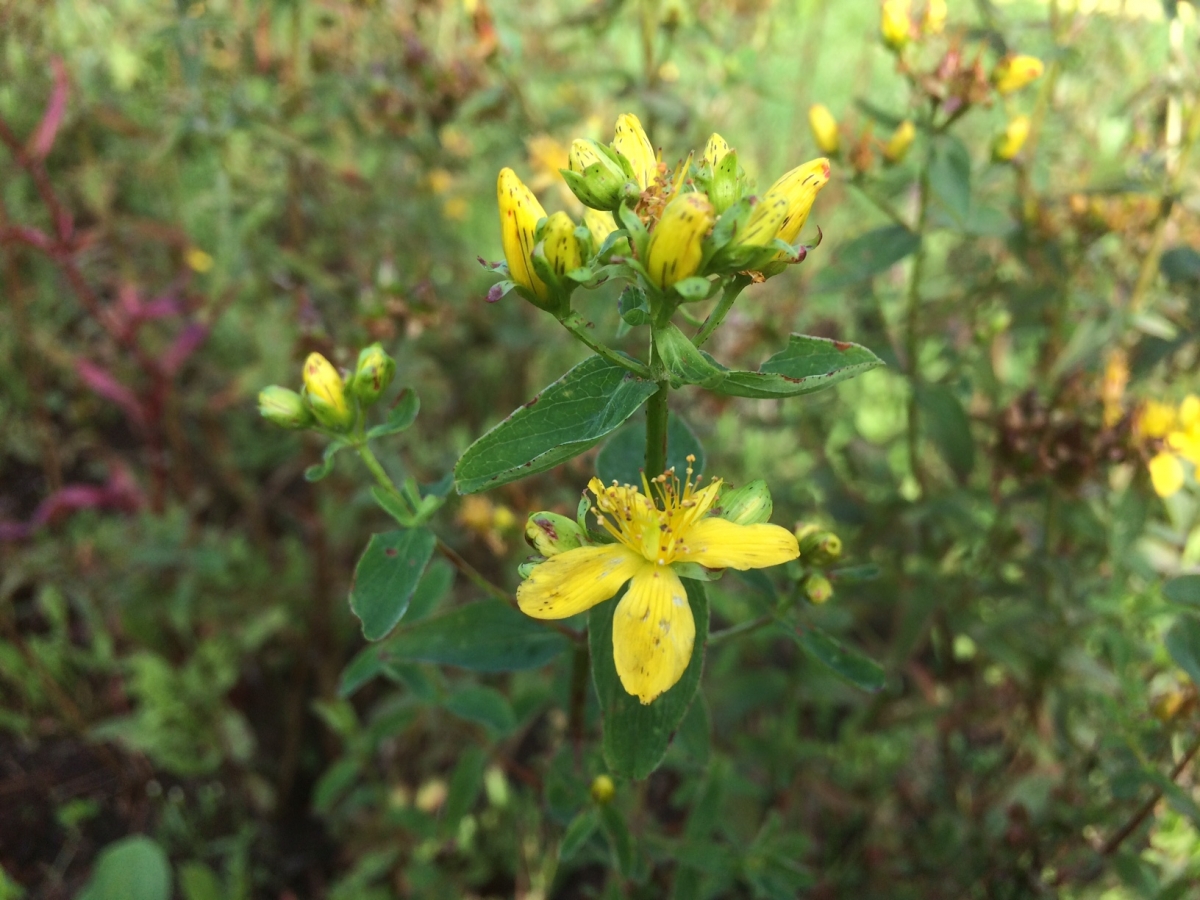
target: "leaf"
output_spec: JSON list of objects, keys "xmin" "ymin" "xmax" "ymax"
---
[
  {"xmin": 589, "ymin": 579, "xmax": 709, "ymax": 780},
  {"xmin": 349, "ymin": 528, "xmax": 437, "ymax": 641},
  {"xmin": 596, "ymin": 413, "xmax": 706, "ymax": 486},
  {"xmin": 382, "ymin": 599, "xmax": 570, "ymax": 671},
  {"xmin": 709, "ymin": 334, "xmax": 884, "ymax": 400},
  {"xmin": 78, "ymin": 836, "xmax": 170, "ymax": 900},
  {"xmin": 305, "ymin": 439, "xmax": 349, "ymax": 482},
  {"xmin": 811, "ymin": 225, "xmax": 920, "ymax": 292},
  {"xmin": 407, "ymin": 558, "xmax": 455, "ymax": 621},
  {"xmin": 454, "ymin": 355, "xmax": 658, "ymax": 494},
  {"xmin": 442, "ymin": 745, "xmax": 487, "ymax": 832},
  {"xmin": 917, "ymin": 385, "xmax": 975, "ymax": 481},
  {"xmin": 793, "ymin": 624, "xmax": 885, "ymax": 691},
  {"xmin": 1166, "ymin": 617, "xmax": 1200, "ymax": 688},
  {"xmin": 1164, "ymin": 575, "xmax": 1200, "ymax": 608},
  {"xmin": 443, "ymin": 685, "xmax": 517, "ymax": 733},
  {"xmin": 560, "ymin": 809, "xmax": 600, "ymax": 861},
  {"xmin": 367, "ymin": 388, "xmax": 419, "ymax": 438},
  {"xmin": 929, "ymin": 134, "xmax": 972, "ymax": 225},
  {"xmin": 618, "ymin": 285, "xmax": 651, "ymax": 326},
  {"xmin": 179, "ymin": 862, "xmax": 225, "ymax": 900},
  {"xmin": 672, "ymin": 276, "xmax": 713, "ymax": 301},
  {"xmin": 653, "ymin": 322, "xmax": 727, "ymax": 389},
  {"xmin": 1161, "ymin": 246, "xmax": 1200, "ymax": 284},
  {"xmin": 600, "ymin": 804, "xmax": 636, "ymax": 878}
]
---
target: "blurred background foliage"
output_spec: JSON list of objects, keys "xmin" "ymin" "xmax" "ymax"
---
[{"xmin": 3, "ymin": 0, "xmax": 1200, "ymax": 897}]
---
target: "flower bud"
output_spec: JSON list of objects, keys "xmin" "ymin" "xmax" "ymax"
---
[
  {"xmin": 881, "ymin": 0, "xmax": 912, "ymax": 52},
  {"xmin": 525, "ymin": 511, "xmax": 589, "ymax": 557},
  {"xmin": 645, "ymin": 192, "xmax": 714, "ymax": 290},
  {"xmin": 884, "ymin": 120, "xmax": 916, "ymax": 164},
  {"xmin": 302, "ymin": 353, "xmax": 355, "ymax": 431},
  {"xmin": 352, "ymin": 343, "xmax": 396, "ymax": 406},
  {"xmin": 541, "ymin": 211, "xmax": 585, "ymax": 279},
  {"xmin": 716, "ymin": 480, "xmax": 773, "ymax": 526},
  {"xmin": 992, "ymin": 55, "xmax": 1044, "ymax": 95},
  {"xmin": 755, "ymin": 157, "xmax": 831, "ymax": 247},
  {"xmin": 590, "ymin": 774, "xmax": 616, "ymax": 805},
  {"xmin": 808, "ymin": 104, "xmax": 840, "ymax": 155},
  {"xmin": 497, "ymin": 167, "xmax": 550, "ymax": 304},
  {"xmin": 803, "ymin": 572, "xmax": 834, "ymax": 605},
  {"xmin": 584, "ymin": 208, "xmax": 618, "ymax": 247},
  {"xmin": 258, "ymin": 385, "xmax": 314, "ymax": 430},
  {"xmin": 923, "ymin": 0, "xmax": 946, "ymax": 34},
  {"xmin": 703, "ymin": 133, "xmax": 731, "ymax": 168},
  {"xmin": 993, "ymin": 115, "xmax": 1031, "ymax": 162},
  {"xmin": 561, "ymin": 139, "xmax": 636, "ymax": 211},
  {"xmin": 611, "ymin": 113, "xmax": 658, "ymax": 192},
  {"xmin": 795, "ymin": 524, "xmax": 843, "ymax": 566}
]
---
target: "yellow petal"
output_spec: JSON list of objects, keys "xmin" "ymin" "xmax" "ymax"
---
[
  {"xmin": 1138, "ymin": 400, "xmax": 1176, "ymax": 439},
  {"xmin": 1167, "ymin": 431, "xmax": 1200, "ymax": 467},
  {"xmin": 1180, "ymin": 395, "xmax": 1200, "ymax": 429},
  {"xmin": 1149, "ymin": 452, "xmax": 1185, "ymax": 498},
  {"xmin": 674, "ymin": 518, "xmax": 799, "ymax": 570},
  {"xmin": 645, "ymin": 192, "xmax": 714, "ymax": 290},
  {"xmin": 703, "ymin": 133, "xmax": 730, "ymax": 168},
  {"xmin": 612, "ymin": 564, "xmax": 694, "ymax": 704},
  {"xmin": 612, "ymin": 113, "xmax": 657, "ymax": 191},
  {"xmin": 497, "ymin": 167, "xmax": 549, "ymax": 301},
  {"xmin": 517, "ymin": 544, "xmax": 643, "ymax": 619}
]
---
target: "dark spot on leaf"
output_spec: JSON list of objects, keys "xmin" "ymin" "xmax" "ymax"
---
[
  {"xmin": 834, "ymin": 340, "xmax": 853, "ymax": 351},
  {"xmin": 385, "ymin": 548, "xmax": 398, "ymax": 557}
]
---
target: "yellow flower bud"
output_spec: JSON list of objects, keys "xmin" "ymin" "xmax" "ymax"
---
[
  {"xmin": 764, "ymin": 157, "xmax": 831, "ymax": 246},
  {"xmin": 302, "ymin": 352, "xmax": 354, "ymax": 430},
  {"xmin": 803, "ymin": 572, "xmax": 834, "ymax": 605},
  {"xmin": 881, "ymin": 0, "xmax": 912, "ymax": 51},
  {"xmin": 497, "ymin": 167, "xmax": 550, "ymax": 303},
  {"xmin": 590, "ymin": 774, "xmax": 616, "ymax": 805},
  {"xmin": 352, "ymin": 343, "xmax": 396, "ymax": 406},
  {"xmin": 716, "ymin": 480, "xmax": 773, "ymax": 526},
  {"xmin": 884, "ymin": 120, "xmax": 916, "ymax": 164},
  {"xmin": 611, "ymin": 113, "xmax": 657, "ymax": 191},
  {"xmin": 923, "ymin": 0, "xmax": 946, "ymax": 34},
  {"xmin": 993, "ymin": 115, "xmax": 1031, "ymax": 161},
  {"xmin": 796, "ymin": 525, "xmax": 842, "ymax": 566},
  {"xmin": 808, "ymin": 104, "xmax": 840, "ymax": 155},
  {"xmin": 258, "ymin": 385, "xmax": 314, "ymax": 430},
  {"xmin": 645, "ymin": 192, "xmax": 714, "ymax": 290},
  {"xmin": 525, "ymin": 511, "xmax": 588, "ymax": 556},
  {"xmin": 992, "ymin": 55, "xmax": 1044, "ymax": 96},
  {"xmin": 584, "ymin": 209, "xmax": 618, "ymax": 247},
  {"xmin": 563, "ymin": 139, "xmax": 633, "ymax": 210},
  {"xmin": 703, "ymin": 132, "xmax": 731, "ymax": 168},
  {"xmin": 541, "ymin": 211, "xmax": 584, "ymax": 279}
]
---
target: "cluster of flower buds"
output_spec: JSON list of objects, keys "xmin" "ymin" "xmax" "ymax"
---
[
  {"xmin": 809, "ymin": 104, "xmax": 917, "ymax": 175},
  {"xmin": 879, "ymin": 0, "xmax": 948, "ymax": 54},
  {"xmin": 793, "ymin": 523, "xmax": 844, "ymax": 605},
  {"xmin": 258, "ymin": 344, "xmax": 397, "ymax": 434},
  {"xmin": 491, "ymin": 112, "xmax": 831, "ymax": 321}
]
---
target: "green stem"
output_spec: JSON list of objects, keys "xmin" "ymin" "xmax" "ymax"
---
[
  {"xmin": 561, "ymin": 312, "xmax": 653, "ymax": 378},
  {"xmin": 708, "ymin": 614, "xmax": 774, "ymax": 647},
  {"xmin": 693, "ymin": 276, "xmax": 750, "ymax": 348},
  {"xmin": 357, "ymin": 443, "xmax": 411, "ymax": 508},
  {"xmin": 904, "ymin": 156, "xmax": 932, "ymax": 495},
  {"xmin": 644, "ymin": 338, "xmax": 670, "ymax": 479}
]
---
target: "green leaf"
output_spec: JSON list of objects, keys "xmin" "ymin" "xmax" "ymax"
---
[
  {"xmin": 589, "ymin": 579, "xmax": 709, "ymax": 780},
  {"xmin": 560, "ymin": 809, "xmax": 600, "ymax": 861},
  {"xmin": 828, "ymin": 564, "xmax": 881, "ymax": 584},
  {"xmin": 305, "ymin": 439, "xmax": 349, "ymax": 482},
  {"xmin": 1161, "ymin": 246, "xmax": 1200, "ymax": 284},
  {"xmin": 917, "ymin": 385, "xmax": 975, "ymax": 481},
  {"xmin": 618, "ymin": 285, "xmax": 652, "ymax": 326},
  {"xmin": 442, "ymin": 745, "xmax": 487, "ymax": 833},
  {"xmin": 367, "ymin": 388, "xmax": 419, "ymax": 438},
  {"xmin": 78, "ymin": 837, "xmax": 170, "ymax": 900},
  {"xmin": 1164, "ymin": 575, "xmax": 1200, "ymax": 607},
  {"xmin": 454, "ymin": 355, "xmax": 658, "ymax": 494},
  {"xmin": 672, "ymin": 276, "xmax": 713, "ymax": 301},
  {"xmin": 600, "ymin": 804, "xmax": 637, "ymax": 878},
  {"xmin": 1166, "ymin": 617, "xmax": 1200, "ymax": 688},
  {"xmin": 710, "ymin": 334, "xmax": 884, "ymax": 400},
  {"xmin": 811, "ymin": 225, "xmax": 919, "ymax": 292},
  {"xmin": 653, "ymin": 322, "xmax": 727, "ymax": 389},
  {"xmin": 370, "ymin": 486, "xmax": 415, "ymax": 526},
  {"xmin": 382, "ymin": 599, "xmax": 570, "ymax": 671},
  {"xmin": 407, "ymin": 558, "xmax": 455, "ymax": 621},
  {"xmin": 596, "ymin": 413, "xmax": 706, "ymax": 486},
  {"xmin": 349, "ymin": 528, "xmax": 437, "ymax": 641},
  {"xmin": 929, "ymin": 134, "xmax": 972, "ymax": 225},
  {"xmin": 793, "ymin": 624, "xmax": 885, "ymax": 691},
  {"xmin": 179, "ymin": 862, "xmax": 225, "ymax": 900},
  {"xmin": 443, "ymin": 685, "xmax": 517, "ymax": 733}
]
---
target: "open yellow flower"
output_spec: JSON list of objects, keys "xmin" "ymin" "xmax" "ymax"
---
[{"xmin": 517, "ymin": 461, "xmax": 799, "ymax": 704}]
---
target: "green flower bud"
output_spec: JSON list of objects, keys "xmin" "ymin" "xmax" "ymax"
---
[
  {"xmin": 715, "ymin": 480, "xmax": 773, "ymax": 525},
  {"xmin": 302, "ymin": 352, "xmax": 355, "ymax": 431},
  {"xmin": 803, "ymin": 572, "xmax": 834, "ymax": 605},
  {"xmin": 525, "ymin": 511, "xmax": 589, "ymax": 557},
  {"xmin": 795, "ymin": 524, "xmax": 843, "ymax": 566},
  {"xmin": 708, "ymin": 148, "xmax": 741, "ymax": 215},
  {"xmin": 561, "ymin": 139, "xmax": 637, "ymax": 211},
  {"xmin": 258, "ymin": 385, "xmax": 314, "ymax": 430},
  {"xmin": 352, "ymin": 343, "xmax": 396, "ymax": 406}
]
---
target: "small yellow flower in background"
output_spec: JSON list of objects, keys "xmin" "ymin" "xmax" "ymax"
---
[
  {"xmin": 497, "ymin": 167, "xmax": 550, "ymax": 303},
  {"xmin": 808, "ymin": 104, "xmax": 840, "ymax": 155},
  {"xmin": 993, "ymin": 115, "xmax": 1031, "ymax": 161},
  {"xmin": 1137, "ymin": 400, "xmax": 1176, "ymax": 439},
  {"xmin": 590, "ymin": 774, "xmax": 616, "ymax": 804},
  {"xmin": 881, "ymin": 0, "xmax": 913, "ymax": 51},
  {"xmin": 923, "ymin": 0, "xmax": 947, "ymax": 34},
  {"xmin": 1101, "ymin": 348, "xmax": 1128, "ymax": 428},
  {"xmin": 302, "ymin": 352, "xmax": 354, "ymax": 430},
  {"xmin": 884, "ymin": 120, "xmax": 916, "ymax": 163},
  {"xmin": 1149, "ymin": 452, "xmax": 1185, "ymax": 498},
  {"xmin": 703, "ymin": 132, "xmax": 731, "ymax": 168},
  {"xmin": 1139, "ymin": 395, "xmax": 1200, "ymax": 498},
  {"xmin": 458, "ymin": 495, "xmax": 518, "ymax": 555},
  {"xmin": 185, "ymin": 247, "xmax": 214, "ymax": 273},
  {"xmin": 541, "ymin": 211, "xmax": 583, "ymax": 278},
  {"xmin": 645, "ymin": 192, "xmax": 714, "ymax": 290},
  {"xmin": 612, "ymin": 113, "xmax": 658, "ymax": 191},
  {"xmin": 517, "ymin": 460, "xmax": 799, "ymax": 704},
  {"xmin": 992, "ymin": 55, "xmax": 1044, "ymax": 95}
]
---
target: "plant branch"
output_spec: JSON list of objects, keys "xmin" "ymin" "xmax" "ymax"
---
[
  {"xmin": 561, "ymin": 312, "xmax": 652, "ymax": 378},
  {"xmin": 692, "ymin": 276, "xmax": 750, "ymax": 348}
]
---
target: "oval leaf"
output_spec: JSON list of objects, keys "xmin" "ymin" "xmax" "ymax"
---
[
  {"xmin": 454, "ymin": 355, "xmax": 658, "ymax": 494},
  {"xmin": 349, "ymin": 528, "xmax": 437, "ymax": 641},
  {"xmin": 367, "ymin": 388, "xmax": 420, "ymax": 438},
  {"xmin": 793, "ymin": 624, "xmax": 885, "ymax": 692},
  {"xmin": 560, "ymin": 809, "xmax": 601, "ymax": 861},
  {"xmin": 79, "ymin": 836, "xmax": 171, "ymax": 900},
  {"xmin": 443, "ymin": 685, "xmax": 517, "ymax": 733},
  {"xmin": 654, "ymin": 322, "xmax": 727, "ymax": 389},
  {"xmin": 1164, "ymin": 575, "xmax": 1200, "ymax": 607},
  {"xmin": 710, "ymin": 334, "xmax": 883, "ymax": 400}
]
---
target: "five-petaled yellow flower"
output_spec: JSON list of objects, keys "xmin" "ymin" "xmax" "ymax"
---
[
  {"xmin": 517, "ymin": 461, "xmax": 799, "ymax": 704},
  {"xmin": 1140, "ymin": 396, "xmax": 1200, "ymax": 498}
]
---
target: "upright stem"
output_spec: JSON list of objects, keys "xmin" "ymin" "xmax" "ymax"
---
[
  {"xmin": 645, "ymin": 345, "xmax": 670, "ymax": 479},
  {"xmin": 904, "ymin": 157, "xmax": 932, "ymax": 494}
]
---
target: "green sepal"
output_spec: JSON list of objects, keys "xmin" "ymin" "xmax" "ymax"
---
[
  {"xmin": 618, "ymin": 285, "xmax": 652, "ymax": 326},
  {"xmin": 672, "ymin": 276, "xmax": 715, "ymax": 301},
  {"xmin": 305, "ymin": 438, "xmax": 349, "ymax": 482},
  {"xmin": 652, "ymin": 322, "xmax": 727, "ymax": 389},
  {"xmin": 708, "ymin": 149, "xmax": 741, "ymax": 214},
  {"xmin": 616, "ymin": 203, "xmax": 650, "ymax": 263}
]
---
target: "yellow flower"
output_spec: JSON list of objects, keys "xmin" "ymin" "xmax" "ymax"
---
[
  {"xmin": 744, "ymin": 157, "xmax": 831, "ymax": 248},
  {"xmin": 1149, "ymin": 451, "xmax": 1185, "ymax": 498},
  {"xmin": 884, "ymin": 120, "xmax": 916, "ymax": 163},
  {"xmin": 541, "ymin": 211, "xmax": 584, "ymax": 279},
  {"xmin": 923, "ymin": 0, "xmax": 947, "ymax": 34},
  {"xmin": 993, "ymin": 115, "xmax": 1031, "ymax": 161},
  {"xmin": 302, "ymin": 352, "xmax": 354, "ymax": 430},
  {"xmin": 645, "ymin": 192, "xmax": 714, "ymax": 290},
  {"xmin": 517, "ymin": 463, "xmax": 799, "ymax": 704},
  {"xmin": 881, "ymin": 0, "xmax": 912, "ymax": 51},
  {"xmin": 1137, "ymin": 400, "xmax": 1176, "ymax": 439},
  {"xmin": 992, "ymin": 55, "xmax": 1044, "ymax": 96},
  {"xmin": 703, "ymin": 132, "xmax": 731, "ymax": 168},
  {"xmin": 185, "ymin": 247, "xmax": 214, "ymax": 273},
  {"xmin": 808, "ymin": 104, "xmax": 840, "ymax": 155},
  {"xmin": 497, "ymin": 167, "xmax": 550, "ymax": 302},
  {"xmin": 611, "ymin": 113, "xmax": 658, "ymax": 191}
]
